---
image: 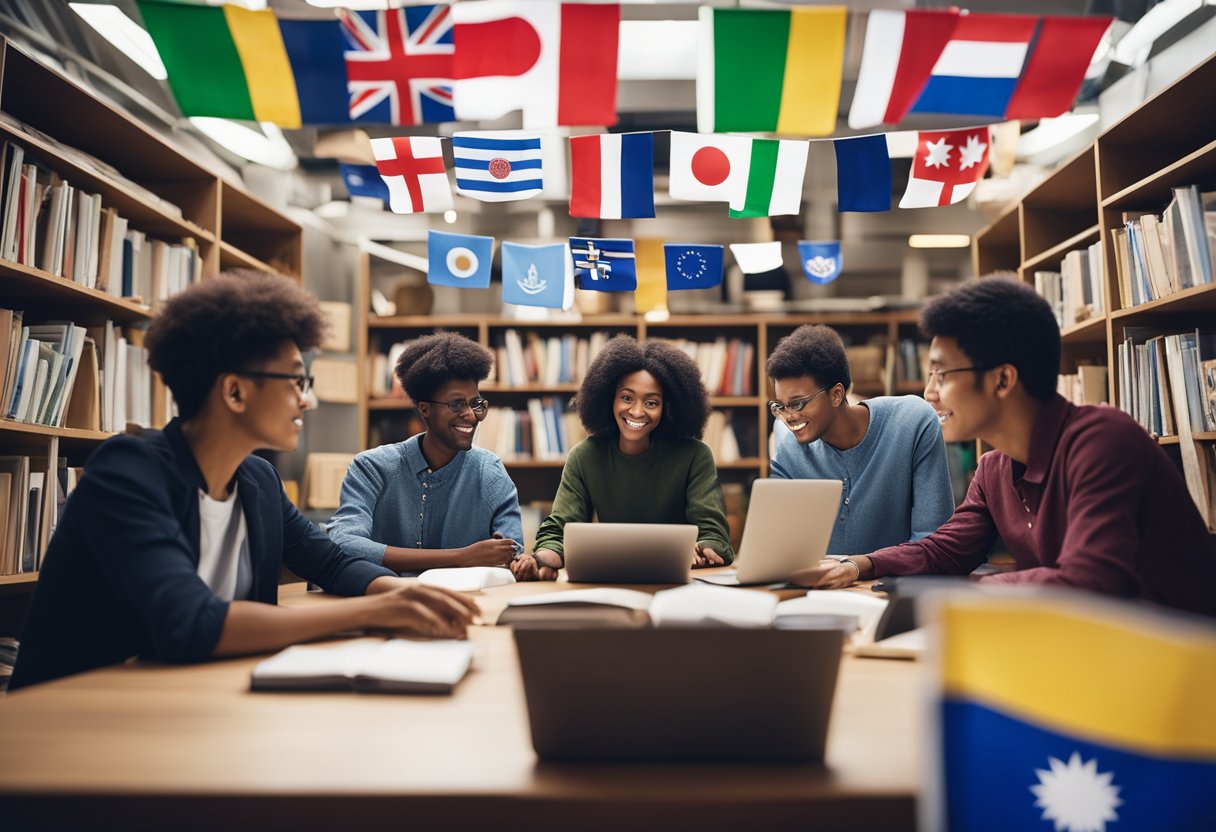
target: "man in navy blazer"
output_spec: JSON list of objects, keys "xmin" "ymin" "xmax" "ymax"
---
[{"xmin": 10, "ymin": 272, "xmax": 477, "ymax": 690}]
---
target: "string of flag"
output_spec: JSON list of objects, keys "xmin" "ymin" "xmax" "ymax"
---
[{"xmin": 135, "ymin": 0, "xmax": 1113, "ymax": 134}]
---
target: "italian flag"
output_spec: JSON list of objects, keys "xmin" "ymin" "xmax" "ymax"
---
[
  {"xmin": 697, "ymin": 6, "xmax": 847, "ymax": 137},
  {"xmin": 668, "ymin": 132, "xmax": 808, "ymax": 218}
]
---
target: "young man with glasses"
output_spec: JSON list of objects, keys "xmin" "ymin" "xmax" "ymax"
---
[
  {"xmin": 10, "ymin": 273, "xmax": 477, "ymax": 691},
  {"xmin": 327, "ymin": 332, "xmax": 523, "ymax": 574},
  {"xmin": 767, "ymin": 324, "xmax": 954, "ymax": 555},
  {"xmin": 797, "ymin": 278, "xmax": 1216, "ymax": 617}
]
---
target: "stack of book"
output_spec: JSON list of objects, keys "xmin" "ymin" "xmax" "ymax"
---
[
  {"xmin": 661, "ymin": 337, "xmax": 756, "ymax": 397},
  {"xmin": 1034, "ymin": 241, "xmax": 1105, "ymax": 328},
  {"xmin": 0, "ymin": 454, "xmax": 82, "ymax": 575},
  {"xmin": 491, "ymin": 330, "xmax": 613, "ymax": 387},
  {"xmin": 1110, "ymin": 185, "xmax": 1216, "ymax": 308},
  {"xmin": 1057, "ymin": 366, "xmax": 1108, "ymax": 405},
  {"xmin": 474, "ymin": 397, "xmax": 588, "ymax": 462}
]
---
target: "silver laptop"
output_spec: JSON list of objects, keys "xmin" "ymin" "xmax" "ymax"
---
[
  {"xmin": 562, "ymin": 522, "xmax": 696, "ymax": 584},
  {"xmin": 699, "ymin": 478, "xmax": 843, "ymax": 586}
]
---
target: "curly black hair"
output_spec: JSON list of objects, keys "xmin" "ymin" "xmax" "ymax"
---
[
  {"xmin": 145, "ymin": 270, "xmax": 326, "ymax": 420},
  {"xmin": 920, "ymin": 276, "xmax": 1060, "ymax": 402},
  {"xmin": 574, "ymin": 335, "xmax": 710, "ymax": 441},
  {"xmin": 765, "ymin": 324, "xmax": 852, "ymax": 390},
  {"xmin": 394, "ymin": 332, "xmax": 493, "ymax": 403}
]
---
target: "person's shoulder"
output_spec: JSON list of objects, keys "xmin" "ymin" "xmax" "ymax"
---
[
  {"xmin": 881, "ymin": 394, "xmax": 939, "ymax": 425},
  {"xmin": 237, "ymin": 452, "xmax": 281, "ymax": 486},
  {"xmin": 567, "ymin": 437, "xmax": 607, "ymax": 461},
  {"xmin": 465, "ymin": 446, "xmax": 511, "ymax": 476},
  {"xmin": 86, "ymin": 429, "xmax": 169, "ymax": 474},
  {"xmin": 665, "ymin": 436, "xmax": 715, "ymax": 462},
  {"xmin": 1063, "ymin": 403, "xmax": 1157, "ymax": 457}
]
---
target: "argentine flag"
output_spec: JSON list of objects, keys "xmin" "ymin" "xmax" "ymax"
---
[{"xmin": 452, "ymin": 131, "xmax": 543, "ymax": 202}]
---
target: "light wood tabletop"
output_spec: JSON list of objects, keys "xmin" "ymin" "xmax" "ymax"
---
[{"xmin": 0, "ymin": 579, "xmax": 923, "ymax": 832}]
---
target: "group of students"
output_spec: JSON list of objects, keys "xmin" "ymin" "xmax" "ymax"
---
[{"xmin": 9, "ymin": 271, "xmax": 1215, "ymax": 690}]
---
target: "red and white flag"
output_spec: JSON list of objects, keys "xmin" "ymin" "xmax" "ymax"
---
[
  {"xmin": 451, "ymin": 1, "xmax": 620, "ymax": 128},
  {"xmin": 899, "ymin": 127, "xmax": 990, "ymax": 209},
  {"xmin": 370, "ymin": 136, "xmax": 453, "ymax": 214}
]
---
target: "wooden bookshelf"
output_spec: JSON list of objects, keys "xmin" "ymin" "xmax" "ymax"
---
[{"xmin": 973, "ymin": 50, "xmax": 1216, "ymax": 530}]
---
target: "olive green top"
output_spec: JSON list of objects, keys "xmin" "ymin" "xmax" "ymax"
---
[{"xmin": 534, "ymin": 436, "xmax": 734, "ymax": 563}]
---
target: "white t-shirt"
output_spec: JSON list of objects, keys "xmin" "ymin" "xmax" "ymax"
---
[{"xmin": 197, "ymin": 483, "xmax": 253, "ymax": 601}]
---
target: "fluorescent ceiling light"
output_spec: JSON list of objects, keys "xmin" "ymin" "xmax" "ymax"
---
[
  {"xmin": 1016, "ymin": 113, "xmax": 1100, "ymax": 159},
  {"xmin": 70, "ymin": 3, "xmax": 167, "ymax": 80},
  {"xmin": 908, "ymin": 234, "xmax": 971, "ymax": 249},
  {"xmin": 189, "ymin": 118, "xmax": 297, "ymax": 170}
]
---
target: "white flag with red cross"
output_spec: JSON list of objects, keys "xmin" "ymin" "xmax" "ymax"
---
[
  {"xmin": 370, "ymin": 136, "xmax": 453, "ymax": 214},
  {"xmin": 899, "ymin": 126, "xmax": 990, "ymax": 209}
]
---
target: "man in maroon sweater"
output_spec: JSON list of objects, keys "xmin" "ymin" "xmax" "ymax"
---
[{"xmin": 799, "ymin": 277, "xmax": 1216, "ymax": 617}]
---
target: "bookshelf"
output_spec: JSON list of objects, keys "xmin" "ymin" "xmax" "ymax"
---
[
  {"xmin": 0, "ymin": 39, "xmax": 302, "ymax": 612},
  {"xmin": 972, "ymin": 50, "xmax": 1216, "ymax": 530}
]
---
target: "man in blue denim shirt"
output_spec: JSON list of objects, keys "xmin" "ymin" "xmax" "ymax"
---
[{"xmin": 328, "ymin": 333, "xmax": 523, "ymax": 574}]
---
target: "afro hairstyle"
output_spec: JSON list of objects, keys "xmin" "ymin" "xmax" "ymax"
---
[
  {"xmin": 393, "ymin": 331, "xmax": 493, "ymax": 403},
  {"xmin": 145, "ymin": 270, "xmax": 326, "ymax": 420},
  {"xmin": 574, "ymin": 335, "xmax": 710, "ymax": 441},
  {"xmin": 765, "ymin": 324, "xmax": 851, "ymax": 391}
]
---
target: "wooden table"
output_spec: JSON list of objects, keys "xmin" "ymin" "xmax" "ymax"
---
[{"xmin": 0, "ymin": 580, "xmax": 923, "ymax": 831}]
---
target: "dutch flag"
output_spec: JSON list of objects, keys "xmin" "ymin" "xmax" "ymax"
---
[
  {"xmin": 451, "ymin": 132, "xmax": 543, "ymax": 202},
  {"xmin": 568, "ymin": 132, "xmax": 655, "ymax": 220}
]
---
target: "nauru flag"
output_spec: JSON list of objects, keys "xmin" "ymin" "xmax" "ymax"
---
[{"xmin": 568, "ymin": 132, "xmax": 655, "ymax": 219}]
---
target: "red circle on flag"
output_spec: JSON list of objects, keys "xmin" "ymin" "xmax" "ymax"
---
[
  {"xmin": 691, "ymin": 147, "xmax": 730, "ymax": 186},
  {"xmin": 488, "ymin": 158, "xmax": 512, "ymax": 180}
]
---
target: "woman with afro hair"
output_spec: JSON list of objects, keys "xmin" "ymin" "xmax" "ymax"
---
[{"xmin": 511, "ymin": 335, "xmax": 733, "ymax": 581}]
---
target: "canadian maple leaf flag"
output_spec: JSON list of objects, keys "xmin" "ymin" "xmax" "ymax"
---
[
  {"xmin": 899, "ymin": 127, "xmax": 990, "ymax": 209},
  {"xmin": 451, "ymin": 1, "xmax": 619, "ymax": 128}
]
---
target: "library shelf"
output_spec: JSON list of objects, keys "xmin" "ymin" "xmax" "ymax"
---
[
  {"xmin": 0, "ymin": 419, "xmax": 111, "ymax": 443},
  {"xmin": 1109, "ymin": 282, "xmax": 1216, "ymax": 319},
  {"xmin": 0, "ymin": 572, "xmax": 37, "ymax": 587},
  {"xmin": 1100, "ymin": 137, "xmax": 1216, "ymax": 210},
  {"xmin": 0, "ymin": 258, "xmax": 153, "ymax": 323},
  {"xmin": 1021, "ymin": 224, "xmax": 1102, "ymax": 273},
  {"xmin": 1060, "ymin": 316, "xmax": 1107, "ymax": 345},
  {"xmin": 1159, "ymin": 432, "xmax": 1216, "ymax": 446},
  {"xmin": 219, "ymin": 241, "xmax": 280, "ymax": 276}
]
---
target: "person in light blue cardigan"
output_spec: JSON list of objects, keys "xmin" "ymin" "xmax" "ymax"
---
[
  {"xmin": 767, "ymin": 325, "xmax": 954, "ymax": 558},
  {"xmin": 327, "ymin": 333, "xmax": 523, "ymax": 575}
]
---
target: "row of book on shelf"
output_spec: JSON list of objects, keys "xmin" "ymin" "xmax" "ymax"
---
[
  {"xmin": 1034, "ymin": 240, "xmax": 1106, "ymax": 330},
  {"xmin": 0, "ymin": 140, "xmax": 200, "ymax": 303},
  {"xmin": 0, "ymin": 454, "xmax": 81, "ymax": 576},
  {"xmin": 1111, "ymin": 185, "xmax": 1215, "ymax": 308},
  {"xmin": 1057, "ymin": 365, "xmax": 1109, "ymax": 406},
  {"xmin": 1, "ymin": 308, "xmax": 155, "ymax": 432}
]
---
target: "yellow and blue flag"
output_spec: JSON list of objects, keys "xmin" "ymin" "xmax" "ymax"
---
[{"xmin": 930, "ymin": 593, "xmax": 1216, "ymax": 831}]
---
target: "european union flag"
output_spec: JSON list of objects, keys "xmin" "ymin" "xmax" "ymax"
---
[
  {"xmin": 931, "ymin": 593, "xmax": 1216, "ymax": 832},
  {"xmin": 502, "ymin": 242, "xmax": 573, "ymax": 310},
  {"xmin": 798, "ymin": 241, "xmax": 843, "ymax": 284},
  {"xmin": 427, "ymin": 230, "xmax": 493, "ymax": 289},
  {"xmin": 340, "ymin": 164, "xmax": 390, "ymax": 204},
  {"xmin": 664, "ymin": 244, "xmax": 723, "ymax": 291},
  {"xmin": 569, "ymin": 237, "xmax": 637, "ymax": 292}
]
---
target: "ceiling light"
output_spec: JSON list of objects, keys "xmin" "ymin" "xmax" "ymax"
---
[
  {"xmin": 908, "ymin": 235, "xmax": 971, "ymax": 249},
  {"xmin": 189, "ymin": 118, "xmax": 297, "ymax": 170},
  {"xmin": 443, "ymin": 210, "xmax": 458, "ymax": 224},
  {"xmin": 70, "ymin": 3, "xmax": 167, "ymax": 80}
]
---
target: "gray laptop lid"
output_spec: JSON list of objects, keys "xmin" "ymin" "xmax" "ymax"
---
[
  {"xmin": 515, "ymin": 626, "xmax": 843, "ymax": 761},
  {"xmin": 563, "ymin": 522, "xmax": 696, "ymax": 584}
]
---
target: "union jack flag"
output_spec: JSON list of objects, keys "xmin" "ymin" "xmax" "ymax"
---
[{"xmin": 340, "ymin": 5, "xmax": 455, "ymax": 126}]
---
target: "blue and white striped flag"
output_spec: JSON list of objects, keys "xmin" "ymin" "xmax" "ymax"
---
[{"xmin": 451, "ymin": 131, "xmax": 543, "ymax": 202}]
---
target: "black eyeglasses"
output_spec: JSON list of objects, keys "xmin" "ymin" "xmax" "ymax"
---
[
  {"xmin": 417, "ymin": 397, "xmax": 490, "ymax": 417},
  {"xmin": 768, "ymin": 387, "xmax": 831, "ymax": 418},
  {"xmin": 925, "ymin": 366, "xmax": 992, "ymax": 386},
  {"xmin": 235, "ymin": 370, "xmax": 314, "ymax": 395}
]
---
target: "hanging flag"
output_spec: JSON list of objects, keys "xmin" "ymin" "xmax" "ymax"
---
[
  {"xmin": 339, "ymin": 6, "xmax": 455, "ymax": 125},
  {"xmin": 1004, "ymin": 17, "xmax": 1114, "ymax": 119},
  {"xmin": 339, "ymin": 163, "xmax": 390, "ymax": 204},
  {"xmin": 848, "ymin": 8, "xmax": 960, "ymax": 129},
  {"xmin": 370, "ymin": 136, "xmax": 452, "ymax": 214},
  {"xmin": 501, "ymin": 242, "xmax": 574, "ymax": 310},
  {"xmin": 900, "ymin": 127, "xmax": 990, "ymax": 209},
  {"xmin": 569, "ymin": 132, "xmax": 655, "ymax": 220},
  {"xmin": 928, "ymin": 592, "xmax": 1216, "ymax": 832},
  {"xmin": 668, "ymin": 133, "xmax": 807, "ymax": 217},
  {"xmin": 138, "ymin": 1, "xmax": 352, "ymax": 126},
  {"xmin": 427, "ymin": 230, "xmax": 493, "ymax": 289},
  {"xmin": 697, "ymin": 6, "xmax": 846, "ymax": 137},
  {"xmin": 833, "ymin": 134, "xmax": 892, "ymax": 213},
  {"xmin": 798, "ymin": 241, "xmax": 843, "ymax": 284},
  {"xmin": 451, "ymin": 132, "xmax": 543, "ymax": 202},
  {"xmin": 908, "ymin": 13, "xmax": 1039, "ymax": 119},
  {"xmin": 730, "ymin": 242, "xmax": 783, "ymax": 275},
  {"xmin": 451, "ymin": 1, "xmax": 620, "ymax": 128},
  {"xmin": 664, "ymin": 244, "xmax": 724, "ymax": 291},
  {"xmin": 569, "ymin": 238, "xmax": 637, "ymax": 292}
]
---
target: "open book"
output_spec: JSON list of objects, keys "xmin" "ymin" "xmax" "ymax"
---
[
  {"xmin": 418, "ymin": 566, "xmax": 516, "ymax": 592},
  {"xmin": 250, "ymin": 638, "xmax": 475, "ymax": 694},
  {"xmin": 498, "ymin": 583, "xmax": 888, "ymax": 634}
]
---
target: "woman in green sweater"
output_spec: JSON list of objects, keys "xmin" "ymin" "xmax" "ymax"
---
[{"xmin": 511, "ymin": 335, "xmax": 734, "ymax": 581}]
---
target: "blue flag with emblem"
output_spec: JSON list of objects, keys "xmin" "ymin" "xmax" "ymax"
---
[
  {"xmin": 664, "ymin": 244, "xmax": 724, "ymax": 291},
  {"xmin": 502, "ymin": 242, "xmax": 573, "ymax": 309},
  {"xmin": 569, "ymin": 237, "xmax": 637, "ymax": 292},
  {"xmin": 427, "ymin": 230, "xmax": 493, "ymax": 289},
  {"xmin": 339, "ymin": 163, "xmax": 390, "ymax": 204},
  {"xmin": 451, "ymin": 132, "xmax": 543, "ymax": 202},
  {"xmin": 798, "ymin": 241, "xmax": 843, "ymax": 284}
]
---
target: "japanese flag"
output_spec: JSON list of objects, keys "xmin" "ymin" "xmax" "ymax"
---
[{"xmin": 668, "ymin": 132, "xmax": 751, "ymax": 206}]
